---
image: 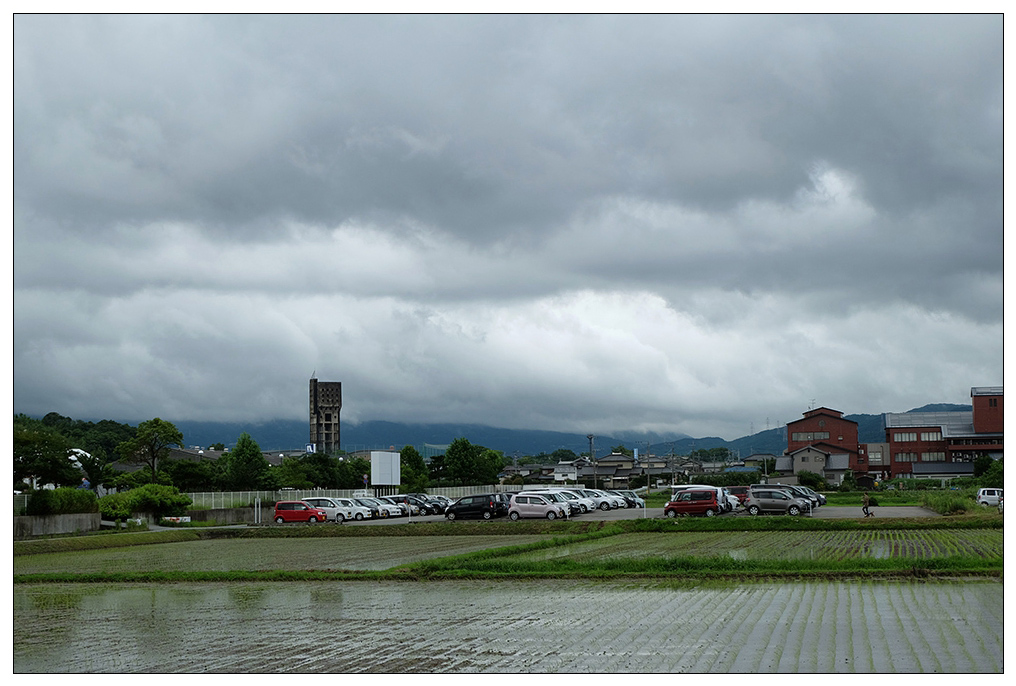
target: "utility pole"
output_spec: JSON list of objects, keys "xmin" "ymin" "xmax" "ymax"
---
[{"xmin": 587, "ymin": 434, "xmax": 595, "ymax": 490}]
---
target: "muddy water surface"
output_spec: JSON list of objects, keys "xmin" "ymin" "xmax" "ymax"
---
[{"xmin": 14, "ymin": 580, "xmax": 1002, "ymax": 673}]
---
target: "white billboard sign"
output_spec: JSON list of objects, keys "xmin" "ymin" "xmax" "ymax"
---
[{"xmin": 370, "ymin": 451, "xmax": 401, "ymax": 486}]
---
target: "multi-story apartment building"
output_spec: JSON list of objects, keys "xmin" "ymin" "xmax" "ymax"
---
[
  {"xmin": 883, "ymin": 386, "xmax": 1003, "ymax": 477},
  {"xmin": 309, "ymin": 378, "xmax": 342, "ymax": 454}
]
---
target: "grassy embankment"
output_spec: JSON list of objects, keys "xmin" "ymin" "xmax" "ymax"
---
[{"xmin": 14, "ymin": 514, "xmax": 1002, "ymax": 584}]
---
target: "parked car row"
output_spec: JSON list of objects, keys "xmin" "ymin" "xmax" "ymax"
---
[
  {"xmin": 664, "ymin": 482, "xmax": 826, "ymax": 518},
  {"xmin": 277, "ymin": 483, "xmax": 827, "ymax": 524},
  {"xmin": 441, "ymin": 488, "xmax": 646, "ymax": 521}
]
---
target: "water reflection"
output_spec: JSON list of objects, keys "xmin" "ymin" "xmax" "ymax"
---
[{"xmin": 14, "ymin": 580, "xmax": 1003, "ymax": 673}]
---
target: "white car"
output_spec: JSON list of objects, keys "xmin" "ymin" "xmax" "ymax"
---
[
  {"xmin": 376, "ymin": 496, "xmax": 413, "ymax": 516},
  {"xmin": 553, "ymin": 489, "xmax": 592, "ymax": 514},
  {"xmin": 721, "ymin": 489, "xmax": 740, "ymax": 511},
  {"xmin": 302, "ymin": 497, "xmax": 371, "ymax": 522},
  {"xmin": 591, "ymin": 489, "xmax": 626, "ymax": 509},
  {"xmin": 354, "ymin": 497, "xmax": 402, "ymax": 518},
  {"xmin": 580, "ymin": 489, "xmax": 618, "ymax": 511},
  {"xmin": 522, "ymin": 490, "xmax": 577, "ymax": 516},
  {"xmin": 976, "ymin": 488, "xmax": 1003, "ymax": 507},
  {"xmin": 558, "ymin": 489, "xmax": 597, "ymax": 513}
]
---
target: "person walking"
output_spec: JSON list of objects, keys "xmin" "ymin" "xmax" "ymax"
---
[{"xmin": 862, "ymin": 491, "xmax": 872, "ymax": 518}]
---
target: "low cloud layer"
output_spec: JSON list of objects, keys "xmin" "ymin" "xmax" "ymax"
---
[{"xmin": 14, "ymin": 15, "xmax": 1002, "ymax": 440}]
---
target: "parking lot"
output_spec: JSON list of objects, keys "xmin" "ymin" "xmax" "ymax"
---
[{"xmin": 339, "ymin": 503, "xmax": 939, "ymax": 525}]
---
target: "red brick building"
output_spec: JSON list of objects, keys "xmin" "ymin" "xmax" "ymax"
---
[
  {"xmin": 883, "ymin": 386, "xmax": 1003, "ymax": 477},
  {"xmin": 786, "ymin": 407, "xmax": 863, "ymax": 471}
]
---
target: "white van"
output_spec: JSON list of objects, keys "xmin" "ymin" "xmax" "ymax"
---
[{"xmin": 976, "ymin": 488, "xmax": 1003, "ymax": 507}]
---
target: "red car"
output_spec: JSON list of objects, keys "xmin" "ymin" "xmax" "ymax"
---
[
  {"xmin": 727, "ymin": 486, "xmax": 750, "ymax": 504},
  {"xmin": 274, "ymin": 501, "xmax": 327, "ymax": 523},
  {"xmin": 664, "ymin": 489, "xmax": 723, "ymax": 518}
]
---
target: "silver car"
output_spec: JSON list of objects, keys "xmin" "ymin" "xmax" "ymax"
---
[
  {"xmin": 508, "ymin": 493, "xmax": 567, "ymax": 521},
  {"xmin": 744, "ymin": 488, "xmax": 811, "ymax": 516}
]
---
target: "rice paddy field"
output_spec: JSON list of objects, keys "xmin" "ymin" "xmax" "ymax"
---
[
  {"xmin": 13, "ymin": 522, "xmax": 1004, "ymax": 673},
  {"xmin": 12, "ymin": 534, "xmax": 550, "ymax": 574},
  {"xmin": 14, "ymin": 579, "xmax": 1004, "ymax": 673},
  {"xmin": 509, "ymin": 530, "xmax": 1005, "ymax": 563}
]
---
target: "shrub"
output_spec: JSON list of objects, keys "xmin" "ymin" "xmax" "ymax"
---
[
  {"xmin": 920, "ymin": 491, "xmax": 976, "ymax": 515},
  {"xmin": 98, "ymin": 491, "xmax": 134, "ymax": 520},
  {"xmin": 98, "ymin": 484, "xmax": 192, "ymax": 520},
  {"xmin": 796, "ymin": 471, "xmax": 828, "ymax": 491},
  {"xmin": 25, "ymin": 487, "xmax": 99, "ymax": 516}
]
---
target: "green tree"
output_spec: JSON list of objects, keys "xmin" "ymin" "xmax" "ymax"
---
[
  {"xmin": 445, "ymin": 438, "xmax": 479, "ymax": 485},
  {"xmin": 335, "ymin": 456, "xmax": 372, "ymax": 489},
  {"xmin": 444, "ymin": 438, "xmax": 504, "ymax": 486},
  {"xmin": 74, "ymin": 446, "xmax": 119, "ymax": 491},
  {"xmin": 428, "ymin": 453, "xmax": 448, "ymax": 485},
  {"xmin": 13, "ymin": 419, "xmax": 80, "ymax": 488},
  {"xmin": 980, "ymin": 458, "xmax": 1003, "ymax": 489},
  {"xmin": 610, "ymin": 444, "xmax": 634, "ymax": 457},
  {"xmin": 108, "ymin": 468, "xmax": 172, "ymax": 491},
  {"xmin": 300, "ymin": 452, "xmax": 341, "ymax": 488},
  {"xmin": 115, "ymin": 418, "xmax": 184, "ymax": 484},
  {"xmin": 219, "ymin": 433, "xmax": 276, "ymax": 490},
  {"xmin": 690, "ymin": 447, "xmax": 732, "ymax": 462},
  {"xmin": 162, "ymin": 458, "xmax": 220, "ymax": 492},
  {"xmin": 476, "ymin": 448, "xmax": 505, "ymax": 484},
  {"xmin": 973, "ymin": 455, "xmax": 995, "ymax": 477},
  {"xmin": 275, "ymin": 457, "xmax": 314, "ymax": 489},
  {"xmin": 399, "ymin": 445, "xmax": 430, "ymax": 492}
]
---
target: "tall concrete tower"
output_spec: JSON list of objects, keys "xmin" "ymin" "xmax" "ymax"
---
[{"xmin": 309, "ymin": 378, "xmax": 342, "ymax": 454}]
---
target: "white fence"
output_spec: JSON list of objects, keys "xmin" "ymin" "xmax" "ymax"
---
[
  {"xmin": 182, "ymin": 485, "xmax": 519, "ymax": 509},
  {"xmin": 13, "ymin": 485, "xmax": 522, "ymax": 514}
]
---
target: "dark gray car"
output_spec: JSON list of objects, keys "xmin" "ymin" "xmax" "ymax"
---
[{"xmin": 745, "ymin": 488, "xmax": 811, "ymax": 516}]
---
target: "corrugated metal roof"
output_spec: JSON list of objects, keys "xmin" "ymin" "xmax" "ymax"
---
[
  {"xmin": 971, "ymin": 386, "xmax": 1003, "ymax": 396},
  {"xmin": 911, "ymin": 462, "xmax": 976, "ymax": 475},
  {"xmin": 826, "ymin": 454, "xmax": 851, "ymax": 470},
  {"xmin": 884, "ymin": 411, "xmax": 972, "ymax": 431}
]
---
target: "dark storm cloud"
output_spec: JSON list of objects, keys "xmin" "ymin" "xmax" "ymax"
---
[{"xmin": 13, "ymin": 14, "xmax": 1002, "ymax": 438}]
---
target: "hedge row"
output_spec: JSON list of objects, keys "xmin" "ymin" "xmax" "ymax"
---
[{"xmin": 25, "ymin": 487, "xmax": 98, "ymax": 516}]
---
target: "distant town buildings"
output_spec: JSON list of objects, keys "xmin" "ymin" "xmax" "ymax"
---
[{"xmin": 309, "ymin": 378, "xmax": 342, "ymax": 454}]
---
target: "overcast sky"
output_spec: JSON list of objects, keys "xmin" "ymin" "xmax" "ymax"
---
[{"xmin": 13, "ymin": 14, "xmax": 1003, "ymax": 440}]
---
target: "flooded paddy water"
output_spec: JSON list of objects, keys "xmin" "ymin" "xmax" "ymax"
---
[
  {"xmin": 14, "ymin": 530, "xmax": 1003, "ymax": 673},
  {"xmin": 14, "ymin": 579, "xmax": 1002, "ymax": 673}
]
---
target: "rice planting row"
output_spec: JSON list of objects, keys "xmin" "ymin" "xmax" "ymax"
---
[
  {"xmin": 14, "ymin": 579, "xmax": 1004, "ymax": 672},
  {"xmin": 508, "ymin": 530, "xmax": 1002, "ymax": 564},
  {"xmin": 12, "ymin": 535, "xmax": 549, "ymax": 575}
]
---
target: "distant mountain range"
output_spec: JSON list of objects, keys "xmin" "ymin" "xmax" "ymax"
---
[{"xmin": 173, "ymin": 403, "xmax": 973, "ymax": 458}]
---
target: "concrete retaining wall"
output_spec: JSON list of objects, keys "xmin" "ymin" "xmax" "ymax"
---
[
  {"xmin": 14, "ymin": 512, "xmax": 102, "ymax": 539},
  {"xmin": 186, "ymin": 507, "xmax": 256, "ymax": 525}
]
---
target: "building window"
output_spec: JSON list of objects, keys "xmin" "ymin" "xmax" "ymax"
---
[
  {"xmin": 989, "ymin": 398, "xmax": 998, "ymax": 407},
  {"xmin": 895, "ymin": 452, "xmax": 918, "ymax": 463},
  {"xmin": 801, "ymin": 455, "xmax": 808, "ymax": 462},
  {"xmin": 869, "ymin": 451, "xmax": 883, "ymax": 465},
  {"xmin": 922, "ymin": 452, "xmax": 946, "ymax": 462},
  {"xmin": 792, "ymin": 431, "xmax": 830, "ymax": 442},
  {"xmin": 920, "ymin": 431, "xmax": 942, "ymax": 441},
  {"xmin": 893, "ymin": 432, "xmax": 917, "ymax": 442}
]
